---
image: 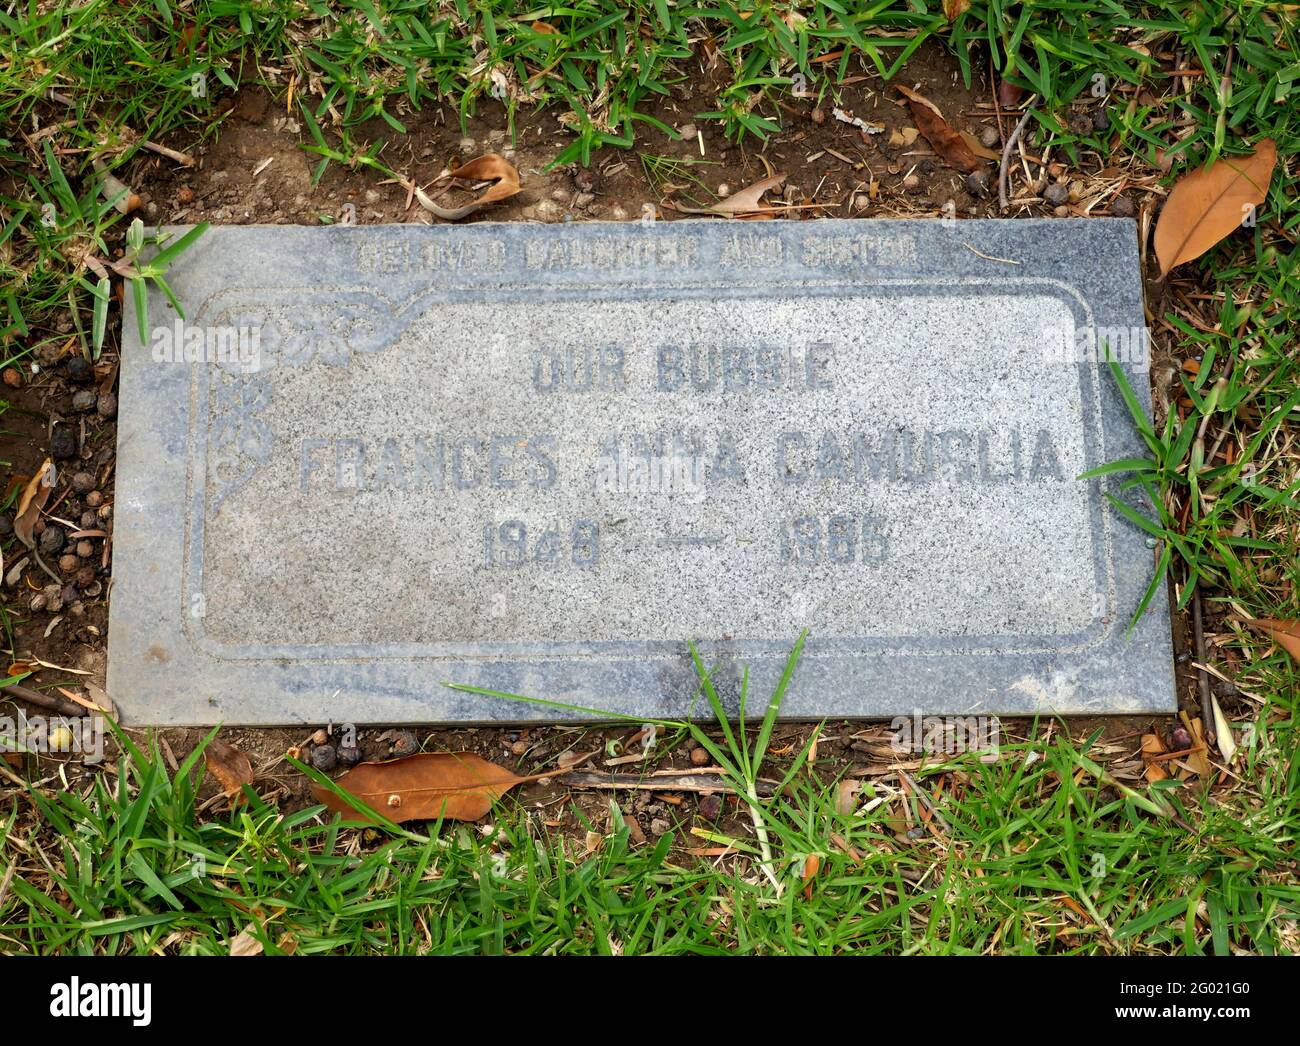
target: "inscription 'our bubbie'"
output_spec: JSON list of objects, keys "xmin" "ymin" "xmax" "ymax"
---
[
  {"xmin": 296, "ymin": 339, "xmax": 1068, "ymax": 494},
  {"xmin": 529, "ymin": 342, "xmax": 834, "ymax": 394}
]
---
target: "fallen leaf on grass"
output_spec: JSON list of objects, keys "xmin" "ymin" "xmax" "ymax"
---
[
  {"xmin": 801, "ymin": 853, "xmax": 820, "ymax": 898},
  {"xmin": 684, "ymin": 845, "xmax": 739, "ymax": 857},
  {"xmin": 666, "ymin": 173, "xmax": 788, "ymax": 218},
  {"xmin": 1209, "ymin": 692, "xmax": 1237, "ymax": 762},
  {"xmin": 835, "ymin": 778, "xmax": 860, "ymax": 815},
  {"xmin": 313, "ymin": 751, "xmax": 555, "ymax": 824},
  {"xmin": 895, "ymin": 84, "xmax": 982, "ymax": 173},
  {"xmin": 1140, "ymin": 733, "xmax": 1169, "ymax": 783},
  {"xmin": 205, "ymin": 740, "xmax": 255, "ymax": 802},
  {"xmin": 1153, "ymin": 139, "xmax": 1276, "ymax": 276},
  {"xmin": 829, "ymin": 832, "xmax": 862, "ymax": 864},
  {"xmin": 1243, "ymin": 617, "xmax": 1300, "ymax": 662},
  {"xmin": 613, "ymin": 805, "xmax": 647, "ymax": 845},
  {"xmin": 228, "ymin": 925, "xmax": 264, "ymax": 956},
  {"xmin": 414, "ymin": 154, "xmax": 521, "ymax": 221},
  {"xmin": 1180, "ymin": 713, "xmax": 1213, "ymax": 779},
  {"xmin": 13, "ymin": 459, "xmax": 55, "ymax": 548},
  {"xmin": 943, "ymin": 0, "xmax": 971, "ymax": 19}
]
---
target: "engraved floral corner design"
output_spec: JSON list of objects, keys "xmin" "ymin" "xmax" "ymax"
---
[{"xmin": 195, "ymin": 287, "xmax": 402, "ymax": 515}]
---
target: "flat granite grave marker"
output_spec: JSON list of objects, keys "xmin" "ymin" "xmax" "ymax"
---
[{"xmin": 108, "ymin": 219, "xmax": 1175, "ymax": 724}]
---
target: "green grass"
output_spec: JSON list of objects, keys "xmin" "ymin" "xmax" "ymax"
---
[
  {"xmin": 3, "ymin": 2, "xmax": 1298, "ymax": 355},
  {"xmin": 1, "ymin": 0, "xmax": 1298, "ymax": 954},
  {"xmin": 3, "ymin": 631, "xmax": 1296, "ymax": 955}
]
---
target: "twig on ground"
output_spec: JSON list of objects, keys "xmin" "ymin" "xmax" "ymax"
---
[
  {"xmin": 28, "ymin": 545, "xmax": 62, "ymax": 587},
  {"xmin": 139, "ymin": 140, "xmax": 194, "ymax": 166},
  {"xmin": 999, "ymin": 109, "xmax": 1034, "ymax": 212},
  {"xmin": 2, "ymin": 685, "xmax": 87, "ymax": 718}
]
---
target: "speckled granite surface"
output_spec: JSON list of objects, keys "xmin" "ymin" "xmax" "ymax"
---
[{"xmin": 107, "ymin": 219, "xmax": 1174, "ymax": 723}]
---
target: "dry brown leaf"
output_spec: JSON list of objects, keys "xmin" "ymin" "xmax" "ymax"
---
[
  {"xmin": 2, "ymin": 474, "xmax": 25, "ymax": 505},
  {"xmin": 619, "ymin": 808, "xmax": 647, "ymax": 845},
  {"xmin": 1176, "ymin": 713, "xmax": 1213, "ymax": 779},
  {"xmin": 82, "ymin": 681, "xmax": 116, "ymax": 718},
  {"xmin": 1209, "ymin": 692, "xmax": 1237, "ymax": 763},
  {"xmin": 801, "ymin": 853, "xmax": 820, "ymax": 898},
  {"xmin": 829, "ymin": 832, "xmax": 863, "ymax": 864},
  {"xmin": 997, "ymin": 79, "xmax": 1025, "ymax": 109},
  {"xmin": 959, "ymin": 130, "xmax": 1003, "ymax": 161},
  {"xmin": 1153, "ymin": 140, "xmax": 1276, "ymax": 276},
  {"xmin": 13, "ymin": 458, "xmax": 55, "ymax": 548},
  {"xmin": 835, "ymin": 778, "xmax": 860, "ymax": 815},
  {"xmin": 895, "ymin": 85, "xmax": 982, "ymax": 173},
  {"xmin": 1187, "ymin": 717, "xmax": 1212, "ymax": 778},
  {"xmin": 888, "ymin": 126, "xmax": 920, "ymax": 148},
  {"xmin": 56, "ymin": 686, "xmax": 112, "ymax": 715},
  {"xmin": 415, "ymin": 153, "xmax": 521, "ymax": 221},
  {"xmin": 228, "ymin": 925, "xmax": 264, "ymax": 956},
  {"xmin": 1244, "ymin": 617, "xmax": 1300, "ymax": 662},
  {"xmin": 712, "ymin": 173, "xmax": 788, "ymax": 215},
  {"xmin": 943, "ymin": 0, "xmax": 971, "ymax": 19},
  {"xmin": 668, "ymin": 173, "xmax": 788, "ymax": 217},
  {"xmin": 313, "ymin": 751, "xmax": 554, "ymax": 824},
  {"xmin": 1140, "ymin": 733, "xmax": 1169, "ymax": 783},
  {"xmin": 205, "ymin": 739, "xmax": 255, "ymax": 802}
]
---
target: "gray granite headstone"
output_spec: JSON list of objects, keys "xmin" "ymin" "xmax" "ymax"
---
[{"xmin": 107, "ymin": 218, "xmax": 1175, "ymax": 724}]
